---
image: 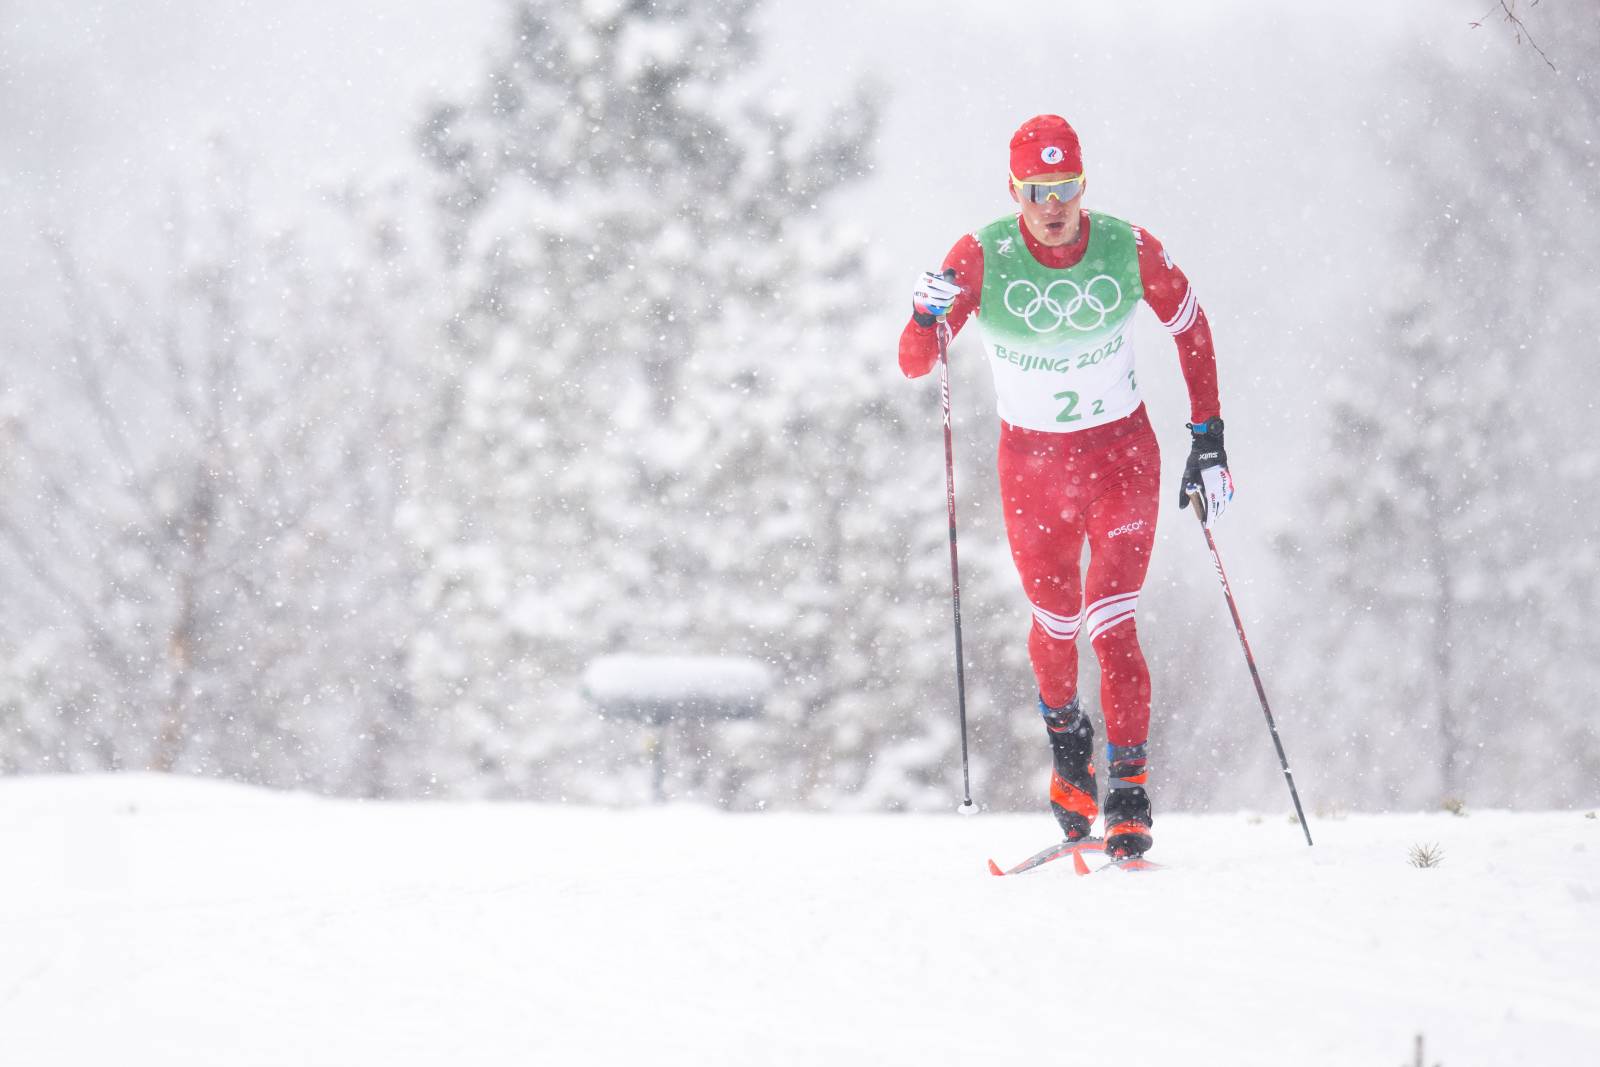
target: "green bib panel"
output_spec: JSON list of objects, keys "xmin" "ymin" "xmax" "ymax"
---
[{"xmin": 972, "ymin": 212, "xmax": 1146, "ymax": 432}]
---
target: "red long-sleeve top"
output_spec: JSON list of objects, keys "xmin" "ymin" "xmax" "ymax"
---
[{"xmin": 897, "ymin": 212, "xmax": 1220, "ymax": 425}]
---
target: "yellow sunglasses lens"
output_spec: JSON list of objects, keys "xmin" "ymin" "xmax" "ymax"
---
[{"xmin": 1014, "ymin": 176, "xmax": 1084, "ymax": 203}]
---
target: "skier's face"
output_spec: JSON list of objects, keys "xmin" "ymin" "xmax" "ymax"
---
[{"xmin": 1012, "ymin": 171, "xmax": 1085, "ymax": 247}]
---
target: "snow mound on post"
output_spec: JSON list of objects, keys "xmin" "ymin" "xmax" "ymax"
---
[{"xmin": 581, "ymin": 654, "xmax": 773, "ymax": 723}]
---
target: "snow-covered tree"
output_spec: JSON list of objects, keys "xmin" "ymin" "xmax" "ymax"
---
[
  {"xmin": 0, "ymin": 150, "xmax": 437, "ymax": 794},
  {"xmin": 412, "ymin": 0, "xmax": 980, "ymax": 806},
  {"xmin": 1286, "ymin": 15, "xmax": 1600, "ymax": 809}
]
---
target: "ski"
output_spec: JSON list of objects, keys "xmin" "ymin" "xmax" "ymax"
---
[
  {"xmin": 988, "ymin": 836, "xmax": 1104, "ymax": 877},
  {"xmin": 1073, "ymin": 850, "xmax": 1165, "ymax": 876}
]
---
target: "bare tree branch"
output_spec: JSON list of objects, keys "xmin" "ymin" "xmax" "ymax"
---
[
  {"xmin": 158, "ymin": 184, "xmax": 206, "ymax": 441},
  {"xmin": 43, "ymin": 233, "xmax": 147, "ymax": 488},
  {"xmin": 0, "ymin": 510, "xmax": 131, "ymax": 682},
  {"xmin": 1470, "ymin": 0, "xmax": 1557, "ymax": 71}
]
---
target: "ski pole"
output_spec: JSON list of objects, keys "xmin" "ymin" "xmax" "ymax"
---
[
  {"xmin": 935, "ymin": 289, "xmax": 976, "ymax": 816},
  {"xmin": 1186, "ymin": 488, "xmax": 1312, "ymax": 845}
]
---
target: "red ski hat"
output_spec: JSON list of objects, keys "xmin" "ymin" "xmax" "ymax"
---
[{"xmin": 1008, "ymin": 114, "xmax": 1083, "ymax": 180}]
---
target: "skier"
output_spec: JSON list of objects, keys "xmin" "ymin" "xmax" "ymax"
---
[{"xmin": 899, "ymin": 114, "xmax": 1231, "ymax": 858}]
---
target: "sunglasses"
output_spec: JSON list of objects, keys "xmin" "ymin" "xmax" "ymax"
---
[{"xmin": 1012, "ymin": 174, "xmax": 1085, "ymax": 203}]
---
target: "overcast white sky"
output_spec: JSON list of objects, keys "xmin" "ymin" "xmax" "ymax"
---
[
  {"xmin": 2, "ymin": 1, "xmax": 496, "ymax": 311},
  {"xmin": 3, "ymin": 0, "xmax": 1503, "ymax": 283},
  {"xmin": 2, "ymin": 0, "xmax": 1531, "ymax": 585}
]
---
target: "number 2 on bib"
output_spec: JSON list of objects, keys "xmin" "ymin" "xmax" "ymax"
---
[{"xmin": 1053, "ymin": 390, "xmax": 1109, "ymax": 423}]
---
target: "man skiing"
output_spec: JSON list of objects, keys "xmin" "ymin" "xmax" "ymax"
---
[{"xmin": 898, "ymin": 114, "xmax": 1232, "ymax": 859}]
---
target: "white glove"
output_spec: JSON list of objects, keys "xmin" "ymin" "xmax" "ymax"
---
[
  {"xmin": 912, "ymin": 269, "xmax": 962, "ymax": 324},
  {"xmin": 1180, "ymin": 419, "xmax": 1233, "ymax": 527},
  {"xmin": 1197, "ymin": 465, "xmax": 1234, "ymax": 527}
]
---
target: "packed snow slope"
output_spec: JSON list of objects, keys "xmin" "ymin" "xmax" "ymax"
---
[{"xmin": 3, "ymin": 775, "xmax": 1596, "ymax": 1066}]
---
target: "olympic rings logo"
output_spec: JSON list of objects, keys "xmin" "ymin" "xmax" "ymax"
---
[{"xmin": 1003, "ymin": 275, "xmax": 1124, "ymax": 332}]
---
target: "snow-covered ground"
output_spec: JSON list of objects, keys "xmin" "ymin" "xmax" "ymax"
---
[{"xmin": 3, "ymin": 775, "xmax": 1596, "ymax": 1066}]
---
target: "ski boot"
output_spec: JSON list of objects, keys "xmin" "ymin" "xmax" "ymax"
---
[
  {"xmin": 1041, "ymin": 695, "xmax": 1098, "ymax": 842},
  {"xmin": 1103, "ymin": 741, "xmax": 1153, "ymax": 858}
]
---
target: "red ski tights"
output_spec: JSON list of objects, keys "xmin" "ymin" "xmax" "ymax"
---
[{"xmin": 997, "ymin": 405, "xmax": 1160, "ymax": 747}]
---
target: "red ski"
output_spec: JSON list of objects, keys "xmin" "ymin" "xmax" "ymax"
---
[
  {"xmin": 988, "ymin": 837, "xmax": 1104, "ymax": 877},
  {"xmin": 1073, "ymin": 850, "xmax": 1165, "ymax": 876}
]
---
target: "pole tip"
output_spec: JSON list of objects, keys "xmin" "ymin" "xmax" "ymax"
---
[{"xmin": 957, "ymin": 800, "xmax": 979, "ymax": 816}]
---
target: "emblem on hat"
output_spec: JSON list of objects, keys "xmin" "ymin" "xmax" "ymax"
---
[{"xmin": 1041, "ymin": 145, "xmax": 1065, "ymax": 165}]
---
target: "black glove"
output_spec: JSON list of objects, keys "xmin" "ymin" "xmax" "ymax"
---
[{"xmin": 1178, "ymin": 418, "xmax": 1233, "ymax": 523}]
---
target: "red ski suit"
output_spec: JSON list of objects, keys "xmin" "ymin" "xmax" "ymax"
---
[{"xmin": 899, "ymin": 212, "xmax": 1219, "ymax": 746}]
